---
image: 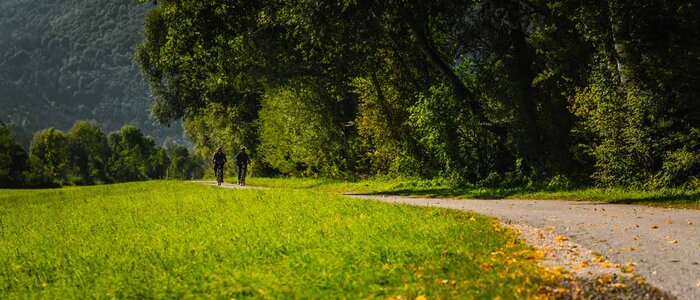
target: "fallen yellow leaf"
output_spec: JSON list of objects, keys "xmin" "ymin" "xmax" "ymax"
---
[
  {"xmin": 669, "ymin": 240, "xmax": 678, "ymax": 244},
  {"xmin": 592, "ymin": 256, "xmax": 607, "ymax": 263},
  {"xmin": 611, "ymin": 282, "xmax": 627, "ymax": 288},
  {"xmin": 554, "ymin": 235, "xmax": 569, "ymax": 242},
  {"xmin": 415, "ymin": 295, "xmax": 428, "ymax": 300},
  {"xmin": 572, "ymin": 262, "xmax": 589, "ymax": 270}
]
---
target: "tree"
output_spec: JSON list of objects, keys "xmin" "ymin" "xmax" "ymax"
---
[
  {"xmin": 566, "ymin": 0, "xmax": 700, "ymax": 186},
  {"xmin": 29, "ymin": 128, "xmax": 69, "ymax": 185},
  {"xmin": 108, "ymin": 125, "xmax": 159, "ymax": 182},
  {"xmin": 0, "ymin": 123, "xmax": 28, "ymax": 187},
  {"xmin": 147, "ymin": 147, "xmax": 170, "ymax": 179},
  {"xmin": 135, "ymin": 0, "xmax": 700, "ymax": 187},
  {"xmin": 258, "ymin": 85, "xmax": 349, "ymax": 177},
  {"xmin": 66, "ymin": 120, "xmax": 111, "ymax": 185},
  {"xmin": 167, "ymin": 145, "xmax": 205, "ymax": 179}
]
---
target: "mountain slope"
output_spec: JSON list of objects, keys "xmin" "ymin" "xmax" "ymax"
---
[{"xmin": 0, "ymin": 0, "xmax": 181, "ymax": 146}]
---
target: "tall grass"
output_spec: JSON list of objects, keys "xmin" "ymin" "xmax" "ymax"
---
[{"xmin": 0, "ymin": 181, "xmax": 552, "ymax": 298}]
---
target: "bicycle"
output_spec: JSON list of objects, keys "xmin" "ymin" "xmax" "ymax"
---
[
  {"xmin": 237, "ymin": 164, "xmax": 246, "ymax": 186},
  {"xmin": 214, "ymin": 165, "xmax": 224, "ymax": 186}
]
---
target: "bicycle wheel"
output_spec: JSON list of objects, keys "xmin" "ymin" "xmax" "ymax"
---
[
  {"xmin": 240, "ymin": 167, "xmax": 246, "ymax": 186},
  {"xmin": 216, "ymin": 167, "xmax": 223, "ymax": 185}
]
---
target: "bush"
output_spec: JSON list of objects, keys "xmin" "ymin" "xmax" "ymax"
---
[
  {"xmin": 546, "ymin": 175, "xmax": 574, "ymax": 191},
  {"xmin": 661, "ymin": 149, "xmax": 700, "ymax": 188}
]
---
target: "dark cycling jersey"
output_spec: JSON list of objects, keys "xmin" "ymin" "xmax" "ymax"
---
[
  {"xmin": 235, "ymin": 152, "xmax": 249, "ymax": 165},
  {"xmin": 213, "ymin": 152, "xmax": 227, "ymax": 165}
]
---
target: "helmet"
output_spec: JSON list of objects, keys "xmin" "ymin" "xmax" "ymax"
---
[
  {"xmin": 216, "ymin": 146, "xmax": 222, "ymax": 151},
  {"xmin": 241, "ymin": 147, "xmax": 246, "ymax": 151}
]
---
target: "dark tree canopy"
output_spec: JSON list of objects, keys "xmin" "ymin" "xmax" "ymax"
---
[{"xmin": 137, "ymin": 0, "xmax": 700, "ymax": 188}]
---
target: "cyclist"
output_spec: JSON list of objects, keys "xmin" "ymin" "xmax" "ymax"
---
[
  {"xmin": 212, "ymin": 147, "xmax": 227, "ymax": 185},
  {"xmin": 235, "ymin": 147, "xmax": 250, "ymax": 186}
]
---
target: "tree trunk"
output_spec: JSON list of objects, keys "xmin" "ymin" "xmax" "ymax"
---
[
  {"xmin": 496, "ymin": 0, "xmax": 545, "ymax": 167},
  {"xmin": 608, "ymin": 2, "xmax": 635, "ymax": 87},
  {"xmin": 404, "ymin": 15, "xmax": 488, "ymax": 125}
]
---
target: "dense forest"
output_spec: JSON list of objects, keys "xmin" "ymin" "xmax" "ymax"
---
[
  {"xmin": 136, "ymin": 0, "xmax": 700, "ymax": 188},
  {"xmin": 0, "ymin": 0, "xmax": 183, "ymax": 147},
  {"xmin": 0, "ymin": 121, "xmax": 204, "ymax": 188}
]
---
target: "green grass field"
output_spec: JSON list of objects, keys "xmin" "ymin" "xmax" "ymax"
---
[
  {"xmin": 246, "ymin": 177, "xmax": 700, "ymax": 209},
  {"xmin": 0, "ymin": 181, "xmax": 554, "ymax": 298}
]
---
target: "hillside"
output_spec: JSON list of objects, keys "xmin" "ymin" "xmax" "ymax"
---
[{"xmin": 0, "ymin": 0, "xmax": 181, "ymax": 146}]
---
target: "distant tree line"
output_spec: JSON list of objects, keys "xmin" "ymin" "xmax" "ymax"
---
[
  {"xmin": 137, "ymin": 0, "xmax": 700, "ymax": 189},
  {"xmin": 0, "ymin": 121, "xmax": 205, "ymax": 188}
]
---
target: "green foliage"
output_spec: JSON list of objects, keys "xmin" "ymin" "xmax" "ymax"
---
[
  {"xmin": 136, "ymin": 0, "xmax": 700, "ymax": 188},
  {"xmin": 567, "ymin": 0, "xmax": 700, "ymax": 187},
  {"xmin": 166, "ymin": 145, "xmax": 205, "ymax": 180},
  {"xmin": 182, "ymin": 99, "xmax": 261, "ymax": 176},
  {"xmin": 107, "ymin": 125, "xmax": 161, "ymax": 182},
  {"xmin": 29, "ymin": 128, "xmax": 69, "ymax": 185},
  {"xmin": 0, "ymin": 123, "xmax": 28, "ymax": 187},
  {"xmin": 351, "ymin": 75, "xmax": 427, "ymax": 176},
  {"xmin": 258, "ymin": 86, "xmax": 350, "ymax": 177},
  {"xmin": 10, "ymin": 121, "xmax": 205, "ymax": 187},
  {"xmin": 352, "ymin": 77, "xmax": 403, "ymax": 174},
  {"xmin": 0, "ymin": 181, "xmax": 553, "ymax": 298},
  {"xmin": 66, "ymin": 120, "xmax": 111, "ymax": 185},
  {"xmin": 661, "ymin": 147, "xmax": 700, "ymax": 188},
  {"xmin": 147, "ymin": 148, "xmax": 170, "ymax": 180},
  {"xmin": 410, "ymin": 81, "xmax": 512, "ymax": 181}
]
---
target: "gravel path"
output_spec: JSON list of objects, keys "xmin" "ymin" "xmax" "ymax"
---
[
  {"xmin": 349, "ymin": 195, "xmax": 699, "ymax": 299},
  {"xmin": 198, "ymin": 181, "xmax": 267, "ymax": 190}
]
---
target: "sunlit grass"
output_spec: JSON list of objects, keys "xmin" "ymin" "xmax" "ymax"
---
[{"xmin": 0, "ymin": 181, "xmax": 553, "ymax": 298}]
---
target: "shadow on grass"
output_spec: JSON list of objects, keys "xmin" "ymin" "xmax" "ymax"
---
[
  {"xmin": 354, "ymin": 187, "xmax": 533, "ymax": 200},
  {"xmin": 354, "ymin": 186, "xmax": 700, "ymax": 208},
  {"xmin": 603, "ymin": 191, "xmax": 700, "ymax": 207}
]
